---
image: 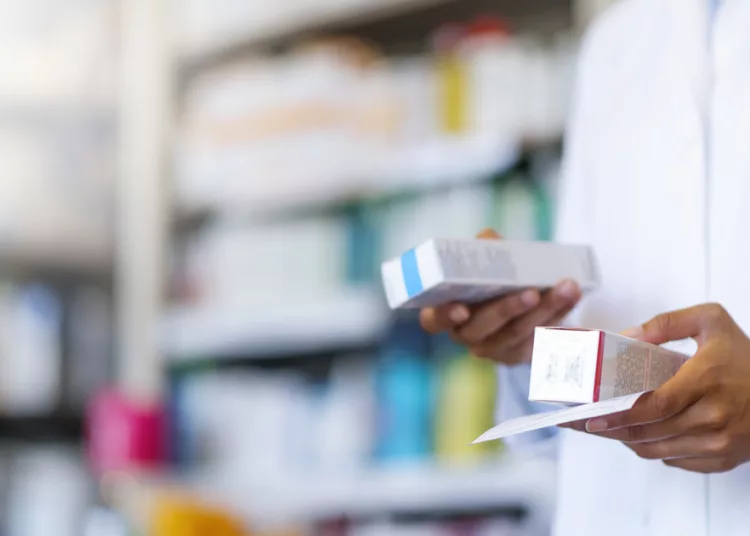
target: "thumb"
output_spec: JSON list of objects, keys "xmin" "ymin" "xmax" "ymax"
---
[
  {"xmin": 622, "ymin": 304, "xmax": 729, "ymax": 346},
  {"xmin": 477, "ymin": 228, "xmax": 503, "ymax": 240}
]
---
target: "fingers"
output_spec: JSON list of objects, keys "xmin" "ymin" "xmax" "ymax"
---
[
  {"xmin": 420, "ymin": 304, "xmax": 470, "ymax": 334},
  {"xmin": 477, "ymin": 228, "xmax": 502, "ymax": 240},
  {"xmin": 623, "ymin": 303, "xmax": 732, "ymax": 346},
  {"xmin": 585, "ymin": 369, "xmax": 704, "ymax": 432},
  {"xmin": 626, "ymin": 433, "xmax": 732, "ymax": 461},
  {"xmin": 456, "ymin": 290, "xmax": 541, "ymax": 343},
  {"xmin": 421, "ymin": 228, "xmax": 502, "ymax": 335},
  {"xmin": 588, "ymin": 396, "xmax": 728, "ymax": 442},
  {"xmin": 559, "ymin": 420, "xmax": 587, "ymax": 432},
  {"xmin": 421, "ymin": 278, "xmax": 580, "ymax": 353},
  {"xmin": 478, "ymin": 281, "xmax": 581, "ymax": 349},
  {"xmin": 663, "ymin": 457, "xmax": 738, "ymax": 474}
]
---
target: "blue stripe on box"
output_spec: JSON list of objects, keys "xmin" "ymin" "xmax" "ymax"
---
[{"xmin": 401, "ymin": 248, "xmax": 424, "ymax": 298}]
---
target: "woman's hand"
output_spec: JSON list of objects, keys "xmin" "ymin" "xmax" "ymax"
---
[
  {"xmin": 584, "ymin": 304, "xmax": 750, "ymax": 474},
  {"xmin": 419, "ymin": 229, "xmax": 582, "ymax": 365}
]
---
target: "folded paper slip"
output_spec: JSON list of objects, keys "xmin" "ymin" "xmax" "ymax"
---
[
  {"xmin": 530, "ymin": 328, "xmax": 689, "ymax": 404},
  {"xmin": 381, "ymin": 239, "xmax": 600, "ymax": 309},
  {"xmin": 473, "ymin": 393, "xmax": 643, "ymax": 443}
]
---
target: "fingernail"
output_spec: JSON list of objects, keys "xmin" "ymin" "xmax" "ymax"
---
[
  {"xmin": 621, "ymin": 326, "xmax": 644, "ymax": 339},
  {"xmin": 450, "ymin": 307, "xmax": 470, "ymax": 324},
  {"xmin": 521, "ymin": 290, "xmax": 541, "ymax": 307},
  {"xmin": 555, "ymin": 279, "xmax": 580, "ymax": 300},
  {"xmin": 586, "ymin": 418, "xmax": 608, "ymax": 433}
]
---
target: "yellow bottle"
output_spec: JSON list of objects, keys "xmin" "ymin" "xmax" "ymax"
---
[
  {"xmin": 435, "ymin": 354, "xmax": 500, "ymax": 465},
  {"xmin": 150, "ymin": 495, "xmax": 247, "ymax": 536},
  {"xmin": 433, "ymin": 25, "xmax": 469, "ymax": 135}
]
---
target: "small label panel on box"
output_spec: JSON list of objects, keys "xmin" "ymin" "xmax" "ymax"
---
[
  {"xmin": 529, "ymin": 328, "xmax": 601, "ymax": 404},
  {"xmin": 439, "ymin": 241, "xmax": 518, "ymax": 281}
]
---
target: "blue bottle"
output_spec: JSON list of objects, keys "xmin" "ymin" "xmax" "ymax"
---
[{"xmin": 374, "ymin": 316, "xmax": 433, "ymax": 463}]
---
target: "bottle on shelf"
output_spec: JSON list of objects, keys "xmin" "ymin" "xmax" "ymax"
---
[{"xmin": 374, "ymin": 317, "xmax": 434, "ymax": 463}]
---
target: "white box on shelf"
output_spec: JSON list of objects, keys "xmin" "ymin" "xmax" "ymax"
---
[
  {"xmin": 529, "ymin": 327, "xmax": 689, "ymax": 404},
  {"xmin": 381, "ymin": 239, "xmax": 600, "ymax": 309}
]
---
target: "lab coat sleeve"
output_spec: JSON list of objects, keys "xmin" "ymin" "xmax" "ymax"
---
[
  {"xmin": 496, "ymin": 29, "xmax": 599, "ymax": 452},
  {"xmin": 497, "ymin": 365, "xmax": 560, "ymax": 451}
]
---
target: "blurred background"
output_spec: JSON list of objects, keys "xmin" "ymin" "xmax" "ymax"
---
[{"xmin": 0, "ymin": 0, "xmax": 617, "ymax": 535}]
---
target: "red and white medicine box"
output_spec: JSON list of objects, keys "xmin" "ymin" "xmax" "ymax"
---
[{"xmin": 529, "ymin": 327, "xmax": 689, "ymax": 404}]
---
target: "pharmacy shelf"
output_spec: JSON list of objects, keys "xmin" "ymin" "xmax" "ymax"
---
[
  {"xmin": 0, "ymin": 102, "xmax": 114, "ymax": 129},
  {"xmin": 179, "ymin": 0, "xmax": 572, "ymax": 71},
  {"xmin": 0, "ymin": 241, "xmax": 112, "ymax": 281},
  {"xmin": 179, "ymin": 0, "xmax": 449, "ymax": 66},
  {"xmin": 173, "ymin": 136, "xmax": 560, "ymax": 226},
  {"xmin": 163, "ymin": 289, "xmax": 390, "ymax": 363},
  {"xmin": 0, "ymin": 413, "xmax": 84, "ymax": 443},
  {"xmin": 107, "ymin": 457, "xmax": 557, "ymax": 528}
]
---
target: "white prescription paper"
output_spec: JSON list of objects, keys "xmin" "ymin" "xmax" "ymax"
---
[{"xmin": 473, "ymin": 392, "xmax": 644, "ymax": 444}]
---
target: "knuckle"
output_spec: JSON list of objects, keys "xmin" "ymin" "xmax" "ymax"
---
[
  {"xmin": 705, "ymin": 303, "xmax": 728, "ymax": 323},
  {"xmin": 548, "ymin": 290, "xmax": 572, "ymax": 309},
  {"xmin": 497, "ymin": 296, "xmax": 526, "ymax": 320},
  {"xmin": 476, "ymin": 228, "xmax": 501, "ymax": 240},
  {"xmin": 649, "ymin": 394, "xmax": 672, "ymax": 417},
  {"xmin": 705, "ymin": 404, "xmax": 730, "ymax": 428},
  {"xmin": 707, "ymin": 434, "xmax": 733, "ymax": 457},
  {"xmin": 506, "ymin": 321, "xmax": 531, "ymax": 342},
  {"xmin": 700, "ymin": 364, "xmax": 723, "ymax": 386},
  {"xmin": 651, "ymin": 313, "xmax": 673, "ymax": 336},
  {"xmin": 484, "ymin": 306, "xmax": 511, "ymax": 330},
  {"xmin": 471, "ymin": 345, "xmax": 489, "ymax": 359},
  {"xmin": 471, "ymin": 344, "xmax": 495, "ymax": 360},
  {"xmin": 456, "ymin": 329, "xmax": 480, "ymax": 345},
  {"xmin": 419, "ymin": 309, "xmax": 440, "ymax": 333},
  {"xmin": 626, "ymin": 426, "xmax": 646, "ymax": 443},
  {"xmin": 633, "ymin": 444, "xmax": 661, "ymax": 460}
]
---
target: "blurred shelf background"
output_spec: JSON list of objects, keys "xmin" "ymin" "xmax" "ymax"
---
[
  {"xmin": 0, "ymin": 1, "xmax": 118, "ymax": 535},
  {"xmin": 0, "ymin": 0, "xmax": 619, "ymax": 535},
  {"xmin": 0, "ymin": 413, "xmax": 84, "ymax": 443},
  {"xmin": 108, "ymin": 457, "xmax": 556, "ymax": 529},
  {"xmin": 179, "ymin": 0, "xmax": 574, "ymax": 70},
  {"xmin": 163, "ymin": 289, "xmax": 389, "ymax": 363},
  {"xmin": 146, "ymin": 1, "xmax": 582, "ymax": 534}
]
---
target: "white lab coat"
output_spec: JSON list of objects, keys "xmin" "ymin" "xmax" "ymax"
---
[{"xmin": 511, "ymin": 0, "xmax": 750, "ymax": 534}]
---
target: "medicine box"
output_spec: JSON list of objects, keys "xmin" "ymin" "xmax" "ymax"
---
[
  {"xmin": 529, "ymin": 327, "xmax": 689, "ymax": 404},
  {"xmin": 381, "ymin": 239, "xmax": 600, "ymax": 310}
]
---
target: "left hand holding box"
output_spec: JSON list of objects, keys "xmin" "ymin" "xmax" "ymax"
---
[{"xmin": 419, "ymin": 229, "xmax": 583, "ymax": 366}]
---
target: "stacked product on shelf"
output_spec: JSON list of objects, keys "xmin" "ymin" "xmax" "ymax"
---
[
  {"xmin": 173, "ymin": 23, "xmax": 573, "ymax": 217},
  {"xmin": 0, "ymin": 123, "xmax": 114, "ymax": 270},
  {"xmin": 0, "ymin": 282, "xmax": 111, "ymax": 418},
  {"xmin": 0, "ymin": 283, "xmax": 63, "ymax": 416},
  {"xmin": 5, "ymin": 446, "xmax": 93, "ymax": 536},
  {"xmin": 169, "ymin": 156, "xmax": 557, "ymax": 320},
  {"xmin": 167, "ymin": 18, "xmax": 569, "ymax": 367},
  {"xmin": 169, "ymin": 318, "xmax": 501, "ymax": 476}
]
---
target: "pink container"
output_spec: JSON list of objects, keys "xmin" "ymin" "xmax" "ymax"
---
[{"xmin": 87, "ymin": 388, "xmax": 167, "ymax": 474}]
